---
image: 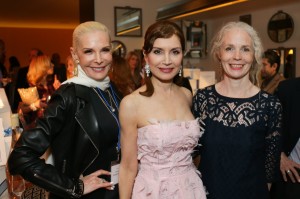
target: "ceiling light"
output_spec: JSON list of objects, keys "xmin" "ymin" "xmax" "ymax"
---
[{"xmin": 157, "ymin": 0, "xmax": 248, "ymax": 21}]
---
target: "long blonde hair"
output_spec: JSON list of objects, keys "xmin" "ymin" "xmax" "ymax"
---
[{"xmin": 27, "ymin": 55, "xmax": 52, "ymax": 86}]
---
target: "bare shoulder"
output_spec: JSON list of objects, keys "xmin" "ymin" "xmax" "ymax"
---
[
  {"xmin": 120, "ymin": 92, "xmax": 139, "ymax": 110},
  {"xmin": 179, "ymin": 86, "xmax": 193, "ymax": 104}
]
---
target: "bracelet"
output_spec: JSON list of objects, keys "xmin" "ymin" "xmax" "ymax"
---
[
  {"xmin": 29, "ymin": 103, "xmax": 37, "ymax": 111},
  {"xmin": 71, "ymin": 179, "xmax": 84, "ymax": 198}
]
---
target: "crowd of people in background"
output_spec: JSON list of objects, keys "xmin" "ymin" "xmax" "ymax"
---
[{"xmin": 0, "ymin": 17, "xmax": 299, "ymax": 199}]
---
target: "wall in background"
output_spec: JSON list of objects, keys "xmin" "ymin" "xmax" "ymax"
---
[
  {"xmin": 1, "ymin": 0, "xmax": 298, "ymax": 77},
  {"xmin": 95, "ymin": 0, "xmax": 176, "ymax": 54},
  {"xmin": 95, "ymin": 0, "xmax": 300, "ymax": 77},
  {"xmin": 0, "ymin": 28, "xmax": 73, "ymax": 69},
  {"xmin": 192, "ymin": 0, "xmax": 300, "ymax": 79}
]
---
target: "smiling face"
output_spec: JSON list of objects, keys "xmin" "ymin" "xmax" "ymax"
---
[
  {"xmin": 71, "ymin": 30, "xmax": 112, "ymax": 81},
  {"xmin": 218, "ymin": 28, "xmax": 254, "ymax": 81},
  {"xmin": 144, "ymin": 35, "xmax": 183, "ymax": 82}
]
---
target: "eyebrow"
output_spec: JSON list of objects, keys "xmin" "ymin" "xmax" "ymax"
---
[{"xmin": 152, "ymin": 46, "xmax": 182, "ymax": 50}]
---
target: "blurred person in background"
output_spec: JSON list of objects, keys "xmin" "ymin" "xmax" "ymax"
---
[
  {"xmin": 18, "ymin": 54, "xmax": 55, "ymax": 129},
  {"xmin": 109, "ymin": 54, "xmax": 136, "ymax": 97},
  {"xmin": 51, "ymin": 52, "xmax": 67, "ymax": 83},
  {"xmin": 0, "ymin": 39, "xmax": 8, "ymax": 87},
  {"xmin": 6, "ymin": 56, "xmax": 21, "ymax": 109},
  {"xmin": 12, "ymin": 48, "xmax": 43, "ymax": 112},
  {"xmin": 270, "ymin": 77, "xmax": 300, "ymax": 199},
  {"xmin": 126, "ymin": 51, "xmax": 143, "ymax": 89},
  {"xmin": 260, "ymin": 49, "xmax": 285, "ymax": 94},
  {"xmin": 66, "ymin": 55, "xmax": 76, "ymax": 79}
]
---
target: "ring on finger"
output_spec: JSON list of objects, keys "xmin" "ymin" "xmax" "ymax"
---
[{"xmin": 287, "ymin": 170, "xmax": 291, "ymax": 173}]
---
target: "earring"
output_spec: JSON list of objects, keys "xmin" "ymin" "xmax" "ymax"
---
[
  {"xmin": 145, "ymin": 63, "xmax": 150, "ymax": 77},
  {"xmin": 179, "ymin": 66, "xmax": 182, "ymax": 77}
]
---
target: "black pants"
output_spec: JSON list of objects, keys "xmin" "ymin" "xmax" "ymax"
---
[{"xmin": 270, "ymin": 168, "xmax": 300, "ymax": 199}]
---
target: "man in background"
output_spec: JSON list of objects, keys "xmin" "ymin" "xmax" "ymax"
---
[
  {"xmin": 260, "ymin": 49, "xmax": 285, "ymax": 94},
  {"xmin": 270, "ymin": 77, "xmax": 300, "ymax": 199}
]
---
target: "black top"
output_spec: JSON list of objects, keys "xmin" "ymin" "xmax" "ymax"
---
[
  {"xmin": 83, "ymin": 87, "xmax": 120, "ymax": 199},
  {"xmin": 275, "ymin": 77, "xmax": 300, "ymax": 155},
  {"xmin": 192, "ymin": 85, "xmax": 282, "ymax": 199}
]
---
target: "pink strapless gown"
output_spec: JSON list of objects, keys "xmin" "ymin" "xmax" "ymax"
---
[{"xmin": 132, "ymin": 119, "xmax": 207, "ymax": 199}]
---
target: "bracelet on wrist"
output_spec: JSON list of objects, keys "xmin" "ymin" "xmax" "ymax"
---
[{"xmin": 71, "ymin": 179, "xmax": 84, "ymax": 198}]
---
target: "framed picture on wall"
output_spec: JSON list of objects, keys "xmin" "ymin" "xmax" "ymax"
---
[
  {"xmin": 189, "ymin": 21, "xmax": 207, "ymax": 58},
  {"xmin": 191, "ymin": 31, "xmax": 202, "ymax": 48},
  {"xmin": 189, "ymin": 21, "xmax": 206, "ymax": 49}
]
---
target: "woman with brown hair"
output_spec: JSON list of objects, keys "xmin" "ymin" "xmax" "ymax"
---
[
  {"xmin": 119, "ymin": 20, "xmax": 206, "ymax": 199},
  {"xmin": 126, "ymin": 51, "xmax": 143, "ymax": 89},
  {"xmin": 109, "ymin": 54, "xmax": 136, "ymax": 97}
]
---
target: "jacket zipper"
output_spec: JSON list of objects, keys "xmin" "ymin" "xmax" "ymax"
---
[
  {"xmin": 34, "ymin": 173, "xmax": 73, "ymax": 193},
  {"xmin": 75, "ymin": 116, "xmax": 99, "ymax": 174}
]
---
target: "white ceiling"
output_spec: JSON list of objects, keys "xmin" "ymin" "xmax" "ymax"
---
[{"xmin": 0, "ymin": 0, "xmax": 298, "ymax": 29}]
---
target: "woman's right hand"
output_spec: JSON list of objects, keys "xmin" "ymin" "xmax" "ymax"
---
[
  {"xmin": 280, "ymin": 152, "xmax": 300, "ymax": 183},
  {"xmin": 82, "ymin": 169, "xmax": 114, "ymax": 195}
]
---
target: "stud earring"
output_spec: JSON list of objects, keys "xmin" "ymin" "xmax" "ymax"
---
[{"xmin": 145, "ymin": 63, "xmax": 151, "ymax": 77}]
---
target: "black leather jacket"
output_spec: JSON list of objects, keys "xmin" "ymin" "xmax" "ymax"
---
[{"xmin": 8, "ymin": 83, "xmax": 121, "ymax": 198}]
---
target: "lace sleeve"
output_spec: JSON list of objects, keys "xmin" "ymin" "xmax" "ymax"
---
[
  {"xmin": 192, "ymin": 89, "xmax": 207, "ymax": 156},
  {"xmin": 265, "ymin": 97, "xmax": 282, "ymax": 183}
]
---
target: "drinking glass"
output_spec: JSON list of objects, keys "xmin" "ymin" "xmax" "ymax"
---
[{"xmin": 12, "ymin": 175, "xmax": 25, "ymax": 198}]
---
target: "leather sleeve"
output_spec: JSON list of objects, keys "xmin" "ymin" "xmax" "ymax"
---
[{"xmin": 8, "ymin": 83, "xmax": 83, "ymax": 198}]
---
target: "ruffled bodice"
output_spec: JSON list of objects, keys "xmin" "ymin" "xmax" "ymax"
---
[{"xmin": 132, "ymin": 119, "xmax": 206, "ymax": 199}]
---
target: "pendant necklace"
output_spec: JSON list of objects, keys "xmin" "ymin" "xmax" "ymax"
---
[{"xmin": 95, "ymin": 86, "xmax": 118, "ymax": 113}]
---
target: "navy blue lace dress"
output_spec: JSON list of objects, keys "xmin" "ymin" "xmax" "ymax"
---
[{"xmin": 192, "ymin": 85, "xmax": 282, "ymax": 199}]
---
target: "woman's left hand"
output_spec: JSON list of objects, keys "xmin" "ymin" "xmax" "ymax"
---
[{"xmin": 82, "ymin": 169, "xmax": 115, "ymax": 195}]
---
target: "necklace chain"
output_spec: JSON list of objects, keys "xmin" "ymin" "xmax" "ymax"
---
[
  {"xmin": 93, "ymin": 86, "xmax": 121, "ymax": 153},
  {"xmin": 105, "ymin": 90, "xmax": 115, "ymax": 112},
  {"xmin": 94, "ymin": 87, "xmax": 118, "ymax": 113}
]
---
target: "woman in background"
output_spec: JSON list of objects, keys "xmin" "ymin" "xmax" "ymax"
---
[
  {"xmin": 126, "ymin": 51, "xmax": 143, "ymax": 89},
  {"xmin": 18, "ymin": 55, "xmax": 55, "ymax": 129},
  {"xmin": 109, "ymin": 54, "xmax": 136, "ymax": 97},
  {"xmin": 66, "ymin": 55, "xmax": 76, "ymax": 79},
  {"xmin": 193, "ymin": 21, "xmax": 282, "ymax": 199}
]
